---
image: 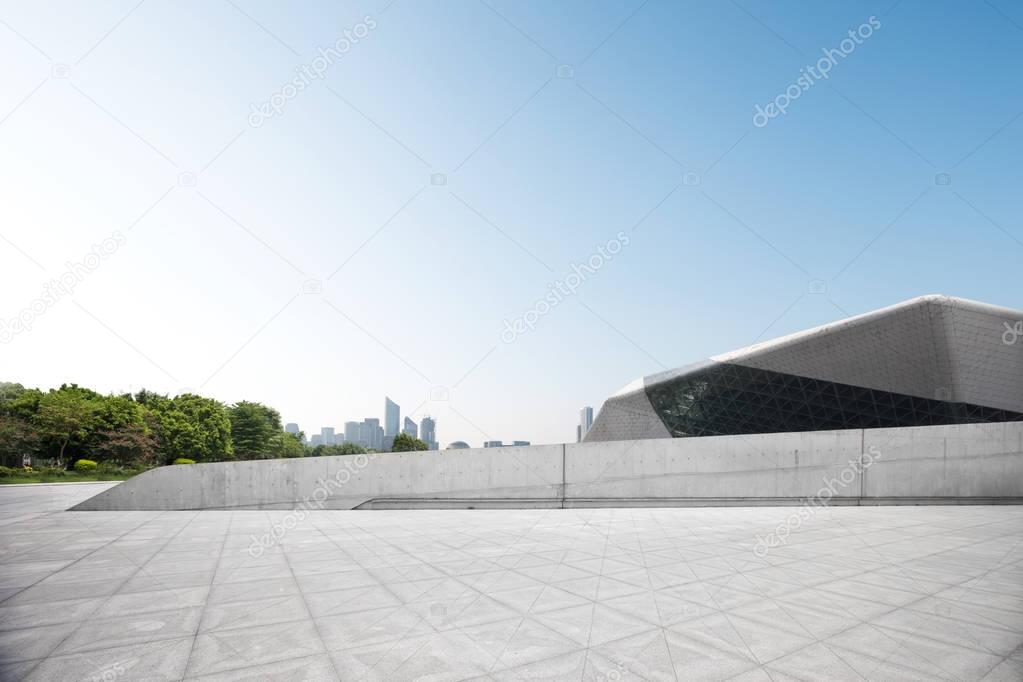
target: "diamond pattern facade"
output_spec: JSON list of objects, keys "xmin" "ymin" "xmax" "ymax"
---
[
  {"xmin": 646, "ymin": 362, "xmax": 1023, "ymax": 438},
  {"xmin": 586, "ymin": 295, "xmax": 1023, "ymax": 442}
]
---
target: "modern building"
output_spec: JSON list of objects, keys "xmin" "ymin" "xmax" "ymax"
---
[
  {"xmin": 320, "ymin": 427, "xmax": 336, "ymax": 446},
  {"xmin": 403, "ymin": 416, "xmax": 418, "ymax": 439},
  {"xmin": 420, "ymin": 416, "xmax": 437, "ymax": 450},
  {"xmin": 344, "ymin": 421, "xmax": 361, "ymax": 445},
  {"xmin": 310, "ymin": 434, "xmax": 323, "ymax": 446},
  {"xmin": 578, "ymin": 406, "xmax": 593, "ymax": 442},
  {"xmin": 362, "ymin": 418, "xmax": 383, "ymax": 450},
  {"xmin": 484, "ymin": 440, "xmax": 531, "ymax": 448},
  {"xmin": 446, "ymin": 441, "xmax": 470, "ymax": 449},
  {"xmin": 585, "ymin": 295, "xmax": 1023, "ymax": 442},
  {"xmin": 384, "ymin": 397, "xmax": 400, "ymax": 437},
  {"xmin": 284, "ymin": 422, "xmax": 300, "ymax": 435}
]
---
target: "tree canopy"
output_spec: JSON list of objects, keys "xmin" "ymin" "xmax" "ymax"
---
[
  {"xmin": 0, "ymin": 381, "xmax": 386, "ymax": 470},
  {"xmin": 391, "ymin": 432, "xmax": 429, "ymax": 452}
]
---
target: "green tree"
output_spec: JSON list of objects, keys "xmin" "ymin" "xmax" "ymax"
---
[
  {"xmin": 0, "ymin": 415, "xmax": 38, "ymax": 467},
  {"xmin": 0, "ymin": 382, "xmax": 26, "ymax": 406},
  {"xmin": 336, "ymin": 441, "xmax": 368, "ymax": 455},
  {"xmin": 93, "ymin": 421, "xmax": 159, "ymax": 466},
  {"xmin": 33, "ymin": 389, "xmax": 99, "ymax": 466},
  {"xmin": 228, "ymin": 401, "xmax": 282, "ymax": 459},
  {"xmin": 3, "ymin": 386, "xmax": 42, "ymax": 421},
  {"xmin": 146, "ymin": 393, "xmax": 232, "ymax": 463},
  {"xmin": 390, "ymin": 432, "xmax": 428, "ymax": 452},
  {"xmin": 173, "ymin": 394, "xmax": 233, "ymax": 462},
  {"xmin": 85, "ymin": 394, "xmax": 148, "ymax": 462},
  {"xmin": 270, "ymin": 431, "xmax": 305, "ymax": 458}
]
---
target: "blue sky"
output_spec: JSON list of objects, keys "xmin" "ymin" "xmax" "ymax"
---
[{"xmin": 1, "ymin": 0, "xmax": 1020, "ymax": 446}]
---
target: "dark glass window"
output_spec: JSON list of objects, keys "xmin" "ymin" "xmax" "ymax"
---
[{"xmin": 645, "ymin": 363, "xmax": 1023, "ymax": 438}]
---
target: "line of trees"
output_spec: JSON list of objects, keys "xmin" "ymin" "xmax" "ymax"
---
[{"xmin": 0, "ymin": 382, "xmax": 388, "ymax": 469}]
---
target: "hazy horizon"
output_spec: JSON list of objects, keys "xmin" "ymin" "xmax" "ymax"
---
[{"xmin": 2, "ymin": 0, "xmax": 1021, "ymax": 446}]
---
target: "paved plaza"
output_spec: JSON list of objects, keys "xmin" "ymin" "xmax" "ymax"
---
[{"xmin": 0, "ymin": 486, "xmax": 1021, "ymax": 681}]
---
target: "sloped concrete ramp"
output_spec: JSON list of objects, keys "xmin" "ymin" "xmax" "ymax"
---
[{"xmin": 72, "ymin": 422, "xmax": 1023, "ymax": 511}]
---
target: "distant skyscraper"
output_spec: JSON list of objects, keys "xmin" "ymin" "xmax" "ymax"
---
[
  {"xmin": 310, "ymin": 434, "xmax": 323, "ymax": 446},
  {"xmin": 576, "ymin": 425, "xmax": 582, "ymax": 443},
  {"xmin": 403, "ymin": 416, "xmax": 418, "ymax": 439},
  {"xmin": 321, "ymin": 427, "xmax": 335, "ymax": 446},
  {"xmin": 579, "ymin": 406, "xmax": 594, "ymax": 442},
  {"xmin": 362, "ymin": 418, "xmax": 382, "ymax": 450},
  {"xmin": 344, "ymin": 421, "xmax": 361, "ymax": 445},
  {"xmin": 420, "ymin": 416, "xmax": 437, "ymax": 449},
  {"xmin": 384, "ymin": 397, "xmax": 400, "ymax": 437},
  {"xmin": 284, "ymin": 423, "xmax": 299, "ymax": 434}
]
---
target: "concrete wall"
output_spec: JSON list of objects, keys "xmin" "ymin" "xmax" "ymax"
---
[
  {"xmin": 72, "ymin": 422, "xmax": 1023, "ymax": 511},
  {"xmin": 862, "ymin": 421, "xmax": 1023, "ymax": 499}
]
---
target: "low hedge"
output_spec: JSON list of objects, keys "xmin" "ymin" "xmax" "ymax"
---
[
  {"xmin": 73, "ymin": 459, "xmax": 98, "ymax": 472},
  {"xmin": 172, "ymin": 458, "xmax": 196, "ymax": 465}
]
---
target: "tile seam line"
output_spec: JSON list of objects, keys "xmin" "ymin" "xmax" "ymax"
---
[
  {"xmin": 0, "ymin": 510, "xmax": 170, "ymax": 606},
  {"xmin": 17, "ymin": 510, "xmax": 198, "ymax": 679},
  {"xmin": 181, "ymin": 509, "xmax": 234, "ymax": 677}
]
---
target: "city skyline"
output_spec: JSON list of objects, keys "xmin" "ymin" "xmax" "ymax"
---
[
  {"xmin": 2, "ymin": 2, "xmax": 1019, "ymax": 445},
  {"xmin": 283, "ymin": 391, "xmax": 595, "ymax": 446},
  {"xmin": 291, "ymin": 395, "xmax": 444, "ymax": 450}
]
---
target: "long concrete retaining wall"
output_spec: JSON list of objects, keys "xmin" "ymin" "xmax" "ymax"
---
[{"xmin": 72, "ymin": 421, "xmax": 1023, "ymax": 511}]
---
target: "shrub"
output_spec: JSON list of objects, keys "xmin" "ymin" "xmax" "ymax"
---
[
  {"xmin": 38, "ymin": 466, "xmax": 66, "ymax": 477},
  {"xmin": 0, "ymin": 466, "xmax": 13, "ymax": 477},
  {"xmin": 172, "ymin": 458, "xmax": 196, "ymax": 465},
  {"xmin": 73, "ymin": 459, "xmax": 98, "ymax": 472}
]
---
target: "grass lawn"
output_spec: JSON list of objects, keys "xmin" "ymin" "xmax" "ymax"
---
[{"xmin": 0, "ymin": 471, "xmax": 144, "ymax": 484}]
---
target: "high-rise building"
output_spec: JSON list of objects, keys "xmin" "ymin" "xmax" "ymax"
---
[
  {"xmin": 321, "ymin": 427, "xmax": 336, "ymax": 446},
  {"xmin": 579, "ymin": 406, "xmax": 594, "ymax": 442},
  {"xmin": 284, "ymin": 423, "xmax": 299, "ymax": 434},
  {"xmin": 344, "ymin": 421, "xmax": 361, "ymax": 445},
  {"xmin": 403, "ymin": 416, "xmax": 418, "ymax": 439},
  {"xmin": 362, "ymin": 418, "xmax": 382, "ymax": 450},
  {"xmin": 420, "ymin": 416, "xmax": 437, "ymax": 449},
  {"xmin": 310, "ymin": 434, "xmax": 323, "ymax": 446},
  {"xmin": 384, "ymin": 397, "xmax": 400, "ymax": 437}
]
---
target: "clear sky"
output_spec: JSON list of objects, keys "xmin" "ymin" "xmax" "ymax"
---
[{"xmin": 1, "ymin": 0, "xmax": 1020, "ymax": 446}]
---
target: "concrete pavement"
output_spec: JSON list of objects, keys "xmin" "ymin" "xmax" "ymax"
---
[{"xmin": 1, "ymin": 485, "xmax": 1021, "ymax": 680}]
